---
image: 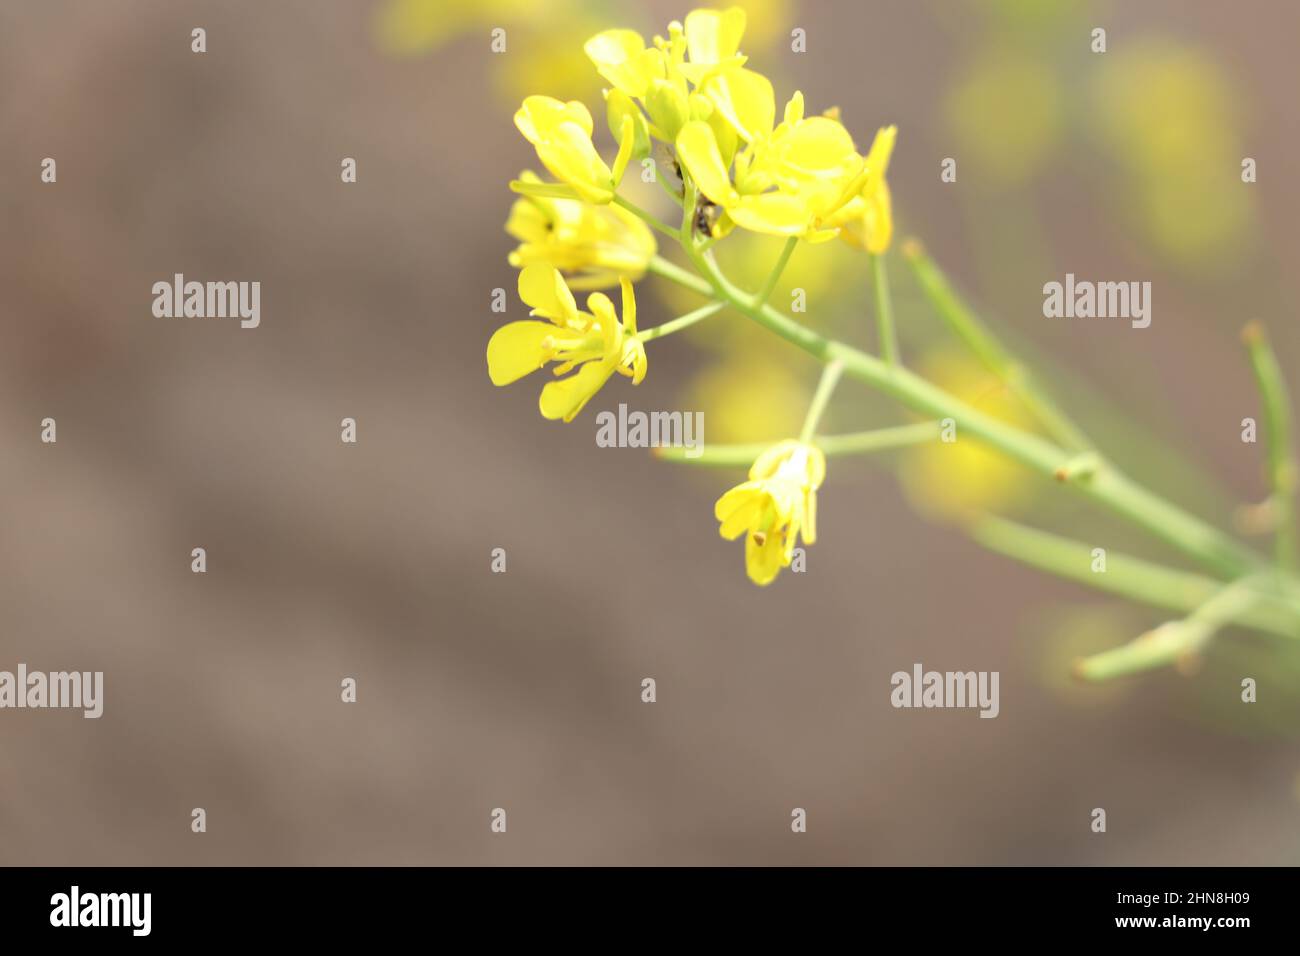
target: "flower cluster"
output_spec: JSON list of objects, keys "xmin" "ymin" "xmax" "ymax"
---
[
  {"xmin": 584, "ymin": 7, "xmax": 896, "ymax": 246},
  {"xmin": 488, "ymin": 6, "xmax": 898, "ymax": 585}
]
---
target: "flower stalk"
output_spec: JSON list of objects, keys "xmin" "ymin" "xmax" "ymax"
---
[
  {"xmin": 1242, "ymin": 322, "xmax": 1297, "ymax": 570},
  {"xmin": 869, "ymin": 253, "xmax": 899, "ymax": 366},
  {"xmin": 656, "ymin": 422, "xmax": 942, "ymax": 467}
]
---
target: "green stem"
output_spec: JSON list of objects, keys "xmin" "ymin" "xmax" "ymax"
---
[
  {"xmin": 869, "ymin": 252, "xmax": 899, "ymax": 366},
  {"xmin": 655, "ymin": 422, "xmax": 941, "ymax": 467},
  {"xmin": 1242, "ymin": 322, "xmax": 1297, "ymax": 569},
  {"xmin": 664, "ymin": 236, "xmax": 1266, "ymax": 580},
  {"xmin": 902, "ymin": 240, "xmax": 1094, "ymax": 453},
  {"xmin": 800, "ymin": 361, "xmax": 844, "ymax": 443},
  {"xmin": 1074, "ymin": 575, "xmax": 1271, "ymax": 681},
  {"xmin": 755, "ymin": 236, "xmax": 799, "ymax": 309},
  {"xmin": 969, "ymin": 515, "xmax": 1300, "ymax": 639},
  {"xmin": 653, "ymin": 171, "xmax": 685, "ymax": 208},
  {"xmin": 612, "ymin": 195, "xmax": 679, "ymax": 241},
  {"xmin": 637, "ymin": 301, "xmax": 726, "ymax": 342}
]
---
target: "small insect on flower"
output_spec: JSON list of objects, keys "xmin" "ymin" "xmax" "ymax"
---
[
  {"xmin": 487, "ymin": 265, "xmax": 647, "ymax": 422},
  {"xmin": 714, "ymin": 440, "xmax": 826, "ymax": 585}
]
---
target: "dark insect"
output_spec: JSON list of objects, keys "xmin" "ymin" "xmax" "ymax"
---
[{"xmin": 695, "ymin": 199, "xmax": 721, "ymax": 238}]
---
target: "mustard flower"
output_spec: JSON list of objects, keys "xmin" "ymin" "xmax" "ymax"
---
[
  {"xmin": 676, "ymin": 90, "xmax": 867, "ymax": 241},
  {"xmin": 513, "ymin": 95, "xmax": 636, "ymax": 204},
  {"xmin": 826, "ymin": 125, "xmax": 897, "ymax": 254},
  {"xmin": 487, "ymin": 265, "xmax": 647, "ymax": 422},
  {"xmin": 584, "ymin": 7, "xmax": 774, "ymax": 146},
  {"xmin": 714, "ymin": 439, "xmax": 826, "ymax": 585},
  {"xmin": 506, "ymin": 172, "xmax": 656, "ymax": 290}
]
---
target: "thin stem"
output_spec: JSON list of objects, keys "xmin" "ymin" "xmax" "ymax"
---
[
  {"xmin": 755, "ymin": 236, "xmax": 798, "ymax": 309},
  {"xmin": 800, "ymin": 360, "xmax": 844, "ymax": 443},
  {"xmin": 1242, "ymin": 322, "xmax": 1297, "ymax": 569},
  {"xmin": 815, "ymin": 422, "xmax": 940, "ymax": 456},
  {"xmin": 653, "ymin": 171, "xmax": 685, "ymax": 208},
  {"xmin": 869, "ymin": 252, "xmax": 899, "ymax": 366},
  {"xmin": 637, "ymin": 301, "xmax": 726, "ymax": 342},
  {"xmin": 902, "ymin": 240, "xmax": 1094, "ymax": 453},
  {"xmin": 679, "ymin": 239, "xmax": 1268, "ymax": 580},
  {"xmin": 655, "ymin": 422, "xmax": 941, "ymax": 467},
  {"xmin": 612, "ymin": 195, "xmax": 679, "ymax": 240},
  {"xmin": 697, "ymin": 233, "xmax": 723, "ymax": 253},
  {"xmin": 968, "ymin": 515, "xmax": 1300, "ymax": 640},
  {"xmin": 647, "ymin": 254, "xmax": 714, "ymax": 298},
  {"xmin": 1074, "ymin": 575, "xmax": 1271, "ymax": 681}
]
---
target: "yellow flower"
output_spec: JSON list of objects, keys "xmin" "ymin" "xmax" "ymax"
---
[
  {"xmin": 506, "ymin": 172, "xmax": 656, "ymax": 290},
  {"xmin": 487, "ymin": 265, "xmax": 646, "ymax": 422},
  {"xmin": 826, "ymin": 125, "xmax": 897, "ymax": 254},
  {"xmin": 513, "ymin": 95, "xmax": 636, "ymax": 204},
  {"xmin": 676, "ymin": 91, "xmax": 867, "ymax": 242},
  {"xmin": 580, "ymin": 7, "xmax": 875, "ymax": 242},
  {"xmin": 714, "ymin": 440, "xmax": 825, "ymax": 585},
  {"xmin": 584, "ymin": 7, "xmax": 773, "ymax": 146}
]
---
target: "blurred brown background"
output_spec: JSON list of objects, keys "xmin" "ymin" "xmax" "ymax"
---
[{"xmin": 1, "ymin": 0, "xmax": 1298, "ymax": 865}]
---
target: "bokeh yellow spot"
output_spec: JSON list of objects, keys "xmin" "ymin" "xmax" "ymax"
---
[{"xmin": 898, "ymin": 348, "xmax": 1037, "ymax": 520}]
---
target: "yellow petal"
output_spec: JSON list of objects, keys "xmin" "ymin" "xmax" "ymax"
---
[
  {"xmin": 744, "ymin": 529, "xmax": 786, "ymax": 585},
  {"xmin": 777, "ymin": 116, "xmax": 859, "ymax": 177},
  {"xmin": 619, "ymin": 276, "xmax": 636, "ymax": 334},
  {"xmin": 802, "ymin": 489, "xmax": 818, "ymax": 544},
  {"xmin": 508, "ymin": 178, "xmax": 582, "ymax": 201},
  {"xmin": 535, "ymin": 123, "xmax": 614, "ymax": 203},
  {"xmin": 707, "ymin": 67, "xmax": 774, "ymax": 141},
  {"xmin": 783, "ymin": 91, "xmax": 805, "ymax": 125},
  {"xmin": 610, "ymin": 113, "xmax": 636, "ymax": 186},
  {"xmin": 675, "ymin": 121, "xmax": 739, "ymax": 206},
  {"xmin": 625, "ymin": 339, "xmax": 647, "ymax": 385},
  {"xmin": 486, "ymin": 320, "xmax": 557, "ymax": 386},
  {"xmin": 684, "ymin": 6, "xmax": 747, "ymax": 64},
  {"xmin": 585, "ymin": 290, "xmax": 617, "ymax": 329},
  {"xmin": 539, "ymin": 359, "xmax": 616, "ymax": 422},
  {"xmin": 584, "ymin": 29, "xmax": 659, "ymax": 98},
  {"xmin": 706, "ymin": 103, "xmax": 740, "ymax": 169},
  {"xmin": 715, "ymin": 482, "xmax": 764, "ymax": 538},
  {"xmin": 504, "ymin": 194, "xmax": 549, "ymax": 245},
  {"xmin": 863, "ymin": 181, "xmax": 893, "ymax": 254},
  {"xmin": 728, "ymin": 192, "xmax": 811, "ymax": 235},
  {"xmin": 606, "ymin": 90, "xmax": 651, "ymax": 160},
  {"xmin": 750, "ymin": 439, "xmax": 798, "ymax": 478},
  {"xmin": 805, "ymin": 445, "xmax": 827, "ymax": 487},
  {"xmin": 514, "ymin": 96, "xmax": 593, "ymax": 144},
  {"xmin": 517, "ymin": 265, "xmax": 577, "ymax": 323},
  {"xmin": 864, "ymin": 124, "xmax": 897, "ymax": 180}
]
